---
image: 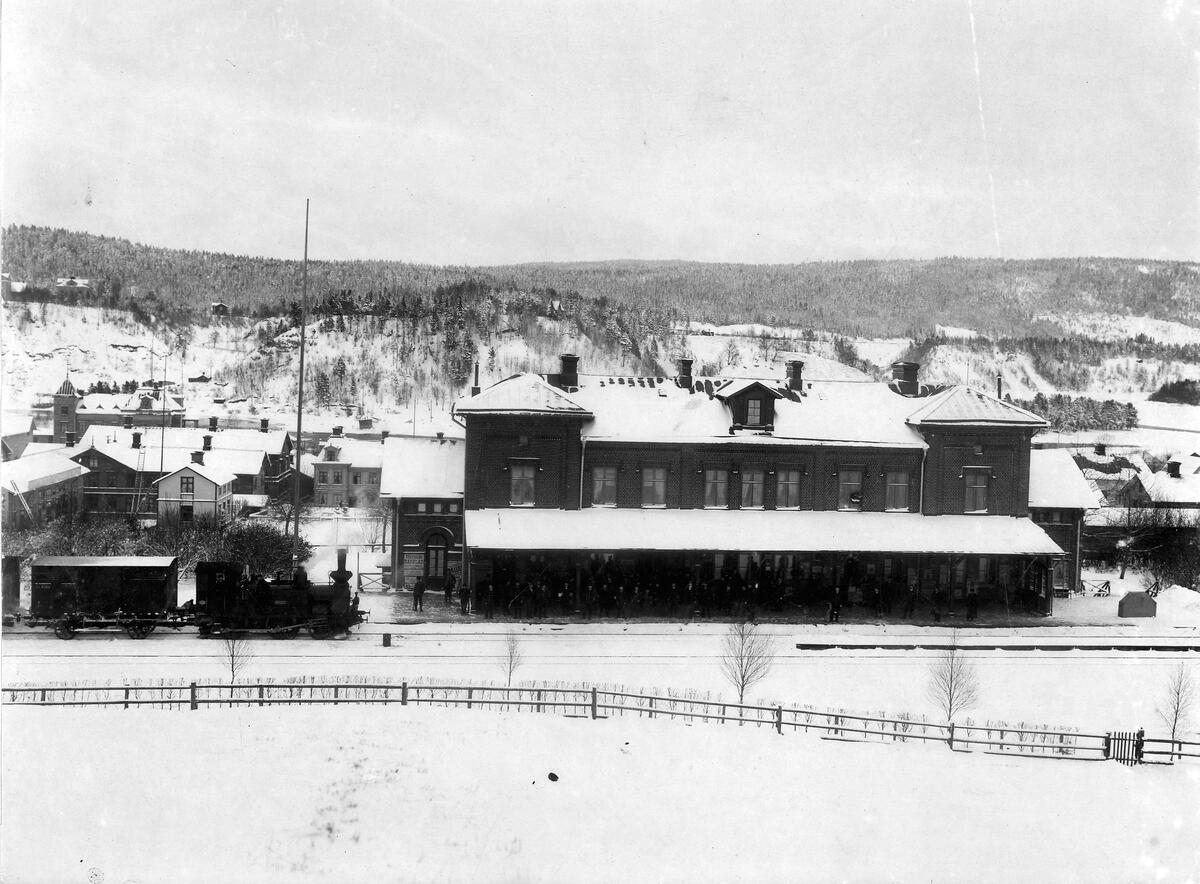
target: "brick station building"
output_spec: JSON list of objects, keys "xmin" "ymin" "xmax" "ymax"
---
[{"xmin": 441, "ymin": 354, "xmax": 1065, "ymax": 618}]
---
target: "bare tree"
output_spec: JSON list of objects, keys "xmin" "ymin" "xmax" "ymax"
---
[
  {"xmin": 220, "ymin": 635, "xmax": 254, "ymax": 684},
  {"xmin": 1157, "ymin": 663, "xmax": 1196, "ymax": 756},
  {"xmin": 720, "ymin": 622, "xmax": 775, "ymax": 704},
  {"xmin": 501, "ymin": 631, "xmax": 524, "ymax": 687},
  {"xmin": 927, "ymin": 638, "xmax": 980, "ymax": 721}
]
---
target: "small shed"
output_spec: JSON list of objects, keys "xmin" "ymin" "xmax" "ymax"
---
[
  {"xmin": 211, "ymin": 301, "xmax": 229, "ymax": 316},
  {"xmin": 1117, "ymin": 591, "xmax": 1156, "ymax": 618}
]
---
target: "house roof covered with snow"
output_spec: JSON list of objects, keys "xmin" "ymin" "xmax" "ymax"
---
[
  {"xmin": 1140, "ymin": 454, "xmax": 1200, "ymax": 505},
  {"xmin": 79, "ymin": 425, "xmax": 289, "ymax": 458},
  {"xmin": 2, "ymin": 450, "xmax": 90, "ymax": 495},
  {"xmin": 465, "ymin": 509, "xmax": 1064, "ymax": 556},
  {"xmin": 454, "ymin": 374, "xmax": 593, "ymax": 417},
  {"xmin": 313, "ymin": 436, "xmax": 395, "ymax": 469},
  {"xmin": 379, "ymin": 435, "xmax": 465, "ymax": 499},
  {"xmin": 1028, "ymin": 449, "xmax": 1103, "ymax": 510},
  {"xmin": 152, "ymin": 463, "xmax": 238, "ymax": 487},
  {"xmin": 74, "ymin": 442, "xmax": 267, "ymax": 477},
  {"xmin": 905, "ymin": 387, "xmax": 1047, "ymax": 428}
]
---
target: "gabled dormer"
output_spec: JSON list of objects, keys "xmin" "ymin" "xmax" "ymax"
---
[{"xmin": 715, "ymin": 379, "xmax": 783, "ymax": 430}]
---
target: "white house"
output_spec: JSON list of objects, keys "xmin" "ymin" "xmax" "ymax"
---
[{"xmin": 152, "ymin": 457, "xmax": 237, "ymax": 522}]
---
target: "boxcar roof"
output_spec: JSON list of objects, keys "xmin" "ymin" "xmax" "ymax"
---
[{"xmin": 32, "ymin": 556, "xmax": 178, "ymax": 568}]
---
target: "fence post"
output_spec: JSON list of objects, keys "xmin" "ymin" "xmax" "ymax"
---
[
  {"xmin": 190, "ymin": 682, "xmax": 198, "ymax": 711},
  {"xmin": 334, "ymin": 686, "xmax": 340, "ymax": 706},
  {"xmin": 776, "ymin": 706, "xmax": 783, "ymax": 735},
  {"xmin": 258, "ymin": 685, "xmax": 264, "ymax": 707},
  {"xmin": 537, "ymin": 689, "xmax": 543, "ymax": 714},
  {"xmin": 1135, "ymin": 728, "xmax": 1144, "ymax": 764},
  {"xmin": 591, "ymin": 688, "xmax": 598, "ymax": 719},
  {"xmin": 40, "ymin": 689, "xmax": 46, "ymax": 704},
  {"xmin": 382, "ymin": 633, "xmax": 391, "ymax": 648},
  {"xmin": 467, "ymin": 688, "xmax": 473, "ymax": 710},
  {"xmin": 648, "ymin": 697, "xmax": 654, "ymax": 719},
  {"xmin": 947, "ymin": 722, "xmax": 955, "ymax": 750},
  {"xmin": 1103, "ymin": 733, "xmax": 1111, "ymax": 759},
  {"xmin": 401, "ymin": 681, "xmax": 408, "ymax": 706},
  {"xmin": 124, "ymin": 687, "xmax": 130, "ymax": 710}
]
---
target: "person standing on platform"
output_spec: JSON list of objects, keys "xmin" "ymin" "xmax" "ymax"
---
[
  {"xmin": 965, "ymin": 579, "xmax": 979, "ymax": 621},
  {"xmin": 444, "ymin": 572, "xmax": 457, "ymax": 607},
  {"xmin": 413, "ymin": 577, "xmax": 425, "ymax": 612}
]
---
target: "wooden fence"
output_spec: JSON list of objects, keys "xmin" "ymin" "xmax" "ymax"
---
[{"xmin": 6, "ymin": 681, "xmax": 1199, "ymax": 766}]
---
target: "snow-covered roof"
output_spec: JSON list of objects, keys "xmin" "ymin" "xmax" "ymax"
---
[
  {"xmin": 1141, "ymin": 454, "xmax": 1200, "ymax": 505},
  {"xmin": 905, "ymin": 387, "xmax": 1047, "ymax": 427},
  {"xmin": 569, "ymin": 377, "xmax": 928, "ymax": 447},
  {"xmin": 1028, "ymin": 449, "xmax": 1103, "ymax": 510},
  {"xmin": 314, "ymin": 436, "xmax": 391, "ymax": 469},
  {"xmin": 2, "ymin": 450, "xmax": 89, "ymax": 495},
  {"xmin": 79, "ymin": 425, "xmax": 290, "ymax": 457},
  {"xmin": 152, "ymin": 462, "xmax": 238, "ymax": 486},
  {"xmin": 713, "ymin": 378, "xmax": 783, "ymax": 400},
  {"xmin": 379, "ymin": 435, "xmax": 465, "ymax": 499},
  {"xmin": 465, "ymin": 509, "xmax": 1064, "ymax": 556},
  {"xmin": 455, "ymin": 374, "xmax": 592, "ymax": 416},
  {"xmin": 76, "ymin": 442, "xmax": 266, "ymax": 477}
]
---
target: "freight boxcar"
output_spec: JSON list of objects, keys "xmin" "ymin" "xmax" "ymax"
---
[{"xmin": 30, "ymin": 556, "xmax": 180, "ymax": 639}]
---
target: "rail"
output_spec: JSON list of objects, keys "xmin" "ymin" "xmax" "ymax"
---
[{"xmin": 6, "ymin": 681, "xmax": 1199, "ymax": 765}]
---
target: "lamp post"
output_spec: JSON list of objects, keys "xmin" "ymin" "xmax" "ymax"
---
[{"xmin": 1116, "ymin": 538, "xmax": 1130, "ymax": 580}]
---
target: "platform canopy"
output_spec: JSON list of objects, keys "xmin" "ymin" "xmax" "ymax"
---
[{"xmin": 465, "ymin": 508, "xmax": 1064, "ymax": 556}]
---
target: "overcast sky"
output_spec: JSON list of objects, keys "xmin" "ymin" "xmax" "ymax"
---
[{"xmin": 3, "ymin": 1, "xmax": 1198, "ymax": 264}]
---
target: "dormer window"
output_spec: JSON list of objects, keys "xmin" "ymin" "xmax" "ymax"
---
[
  {"xmin": 746, "ymin": 398, "xmax": 762, "ymax": 426},
  {"xmin": 964, "ymin": 468, "xmax": 989, "ymax": 513},
  {"xmin": 510, "ymin": 462, "xmax": 536, "ymax": 506},
  {"xmin": 641, "ymin": 467, "xmax": 667, "ymax": 507}
]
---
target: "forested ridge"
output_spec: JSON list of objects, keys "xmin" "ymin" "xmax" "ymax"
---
[{"xmin": 5, "ymin": 225, "xmax": 1198, "ymax": 337}]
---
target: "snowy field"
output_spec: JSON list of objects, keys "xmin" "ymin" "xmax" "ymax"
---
[{"xmin": 3, "ymin": 703, "xmax": 1198, "ymax": 884}]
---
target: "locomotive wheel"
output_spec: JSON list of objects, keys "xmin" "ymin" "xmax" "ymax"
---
[
  {"xmin": 143, "ymin": 623, "xmax": 157, "ymax": 634},
  {"xmin": 197, "ymin": 623, "xmax": 213, "ymax": 636},
  {"xmin": 309, "ymin": 623, "xmax": 333, "ymax": 640},
  {"xmin": 54, "ymin": 622, "xmax": 76, "ymax": 640},
  {"xmin": 125, "ymin": 623, "xmax": 148, "ymax": 639}
]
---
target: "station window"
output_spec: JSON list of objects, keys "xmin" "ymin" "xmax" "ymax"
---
[
  {"xmin": 838, "ymin": 468, "xmax": 863, "ymax": 511},
  {"xmin": 704, "ymin": 469, "xmax": 728, "ymax": 508},
  {"xmin": 352, "ymin": 472, "xmax": 361, "ymax": 485},
  {"xmin": 964, "ymin": 468, "xmax": 989, "ymax": 513},
  {"xmin": 510, "ymin": 463, "xmax": 536, "ymax": 506},
  {"xmin": 746, "ymin": 398, "xmax": 762, "ymax": 426},
  {"xmin": 885, "ymin": 471, "xmax": 909, "ymax": 511},
  {"xmin": 592, "ymin": 466, "xmax": 617, "ymax": 506},
  {"xmin": 776, "ymin": 469, "xmax": 801, "ymax": 508},
  {"xmin": 642, "ymin": 467, "xmax": 667, "ymax": 507},
  {"xmin": 741, "ymin": 469, "xmax": 765, "ymax": 508}
]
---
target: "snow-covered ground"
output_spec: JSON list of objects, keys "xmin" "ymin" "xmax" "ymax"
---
[{"xmin": 3, "ymin": 702, "xmax": 1198, "ymax": 884}]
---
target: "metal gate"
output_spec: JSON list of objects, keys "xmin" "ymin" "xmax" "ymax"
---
[{"xmin": 1106, "ymin": 729, "xmax": 1144, "ymax": 765}]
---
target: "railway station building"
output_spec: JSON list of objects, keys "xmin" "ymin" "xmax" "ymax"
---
[{"xmin": 433, "ymin": 355, "xmax": 1066, "ymax": 616}]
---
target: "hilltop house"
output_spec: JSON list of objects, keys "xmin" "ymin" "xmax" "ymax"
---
[
  {"xmin": 46, "ymin": 378, "xmax": 186, "ymax": 444},
  {"xmin": 387, "ymin": 355, "xmax": 1065, "ymax": 614}
]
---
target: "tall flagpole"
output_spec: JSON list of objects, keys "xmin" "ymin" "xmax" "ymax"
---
[{"xmin": 291, "ymin": 199, "xmax": 310, "ymax": 563}]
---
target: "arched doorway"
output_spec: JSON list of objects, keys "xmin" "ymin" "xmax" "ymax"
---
[{"xmin": 424, "ymin": 533, "xmax": 447, "ymax": 589}]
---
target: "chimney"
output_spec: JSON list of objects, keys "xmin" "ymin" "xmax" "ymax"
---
[
  {"xmin": 123, "ymin": 415, "xmax": 133, "ymax": 430},
  {"xmin": 1167, "ymin": 460, "xmax": 1181, "ymax": 479},
  {"xmin": 470, "ymin": 363, "xmax": 481, "ymax": 397},
  {"xmin": 890, "ymin": 361, "xmax": 920, "ymax": 397},
  {"xmin": 208, "ymin": 416, "xmax": 218, "ymax": 432},
  {"xmin": 1094, "ymin": 443, "xmax": 1107, "ymax": 456},
  {"xmin": 786, "ymin": 360, "xmax": 805, "ymax": 392},
  {"xmin": 678, "ymin": 358, "xmax": 694, "ymax": 390},
  {"xmin": 332, "ymin": 425, "xmax": 344, "ymax": 437},
  {"xmin": 259, "ymin": 418, "xmax": 269, "ymax": 433},
  {"xmin": 203, "ymin": 434, "xmax": 212, "ymax": 452},
  {"xmin": 559, "ymin": 354, "xmax": 579, "ymax": 389},
  {"xmin": 65, "ymin": 431, "xmax": 76, "ymax": 448},
  {"xmin": 132, "ymin": 432, "xmax": 142, "ymax": 449},
  {"xmin": 191, "ymin": 450, "xmax": 204, "ymax": 465}
]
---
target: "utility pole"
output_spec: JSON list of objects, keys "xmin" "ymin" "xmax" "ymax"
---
[{"xmin": 291, "ymin": 199, "xmax": 310, "ymax": 563}]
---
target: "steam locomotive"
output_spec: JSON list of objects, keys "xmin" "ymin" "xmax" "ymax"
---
[{"xmin": 26, "ymin": 550, "xmax": 364, "ymax": 639}]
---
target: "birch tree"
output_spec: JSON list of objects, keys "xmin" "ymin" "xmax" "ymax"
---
[{"xmin": 720, "ymin": 622, "xmax": 775, "ymax": 704}]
